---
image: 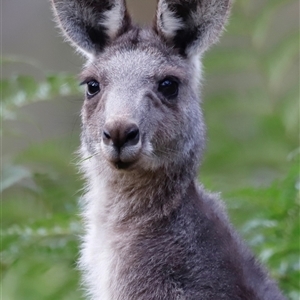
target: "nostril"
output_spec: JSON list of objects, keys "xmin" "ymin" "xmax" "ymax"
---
[
  {"xmin": 103, "ymin": 130, "xmax": 111, "ymax": 140},
  {"xmin": 103, "ymin": 130, "xmax": 111, "ymax": 145},
  {"xmin": 126, "ymin": 128, "xmax": 139, "ymax": 143}
]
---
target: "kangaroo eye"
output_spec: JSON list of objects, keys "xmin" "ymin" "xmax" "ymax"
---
[
  {"xmin": 158, "ymin": 78, "xmax": 179, "ymax": 99},
  {"xmin": 86, "ymin": 80, "xmax": 100, "ymax": 98}
]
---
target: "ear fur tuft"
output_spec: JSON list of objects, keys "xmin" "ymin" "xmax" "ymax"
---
[
  {"xmin": 154, "ymin": 0, "xmax": 232, "ymax": 56},
  {"xmin": 51, "ymin": 0, "xmax": 131, "ymax": 58}
]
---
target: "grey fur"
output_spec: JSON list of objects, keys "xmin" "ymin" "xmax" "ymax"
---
[{"xmin": 51, "ymin": 0, "xmax": 286, "ymax": 299}]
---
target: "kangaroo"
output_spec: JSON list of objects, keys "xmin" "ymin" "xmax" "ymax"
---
[{"xmin": 51, "ymin": 0, "xmax": 286, "ymax": 299}]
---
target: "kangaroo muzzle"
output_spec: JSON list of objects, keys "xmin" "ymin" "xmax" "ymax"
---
[{"xmin": 101, "ymin": 119, "xmax": 142, "ymax": 169}]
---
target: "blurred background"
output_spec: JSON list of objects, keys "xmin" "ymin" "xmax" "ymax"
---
[{"xmin": 1, "ymin": 0, "xmax": 299, "ymax": 299}]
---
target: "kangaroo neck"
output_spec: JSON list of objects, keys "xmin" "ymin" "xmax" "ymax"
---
[{"xmin": 88, "ymin": 163, "xmax": 196, "ymax": 226}]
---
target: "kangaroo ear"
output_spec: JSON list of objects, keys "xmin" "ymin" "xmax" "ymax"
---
[
  {"xmin": 51, "ymin": 0, "xmax": 131, "ymax": 58},
  {"xmin": 154, "ymin": 0, "xmax": 232, "ymax": 56}
]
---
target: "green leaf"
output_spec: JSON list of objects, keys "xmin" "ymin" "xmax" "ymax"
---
[
  {"xmin": 0, "ymin": 74, "xmax": 82, "ymax": 121},
  {"xmin": 265, "ymin": 33, "xmax": 299, "ymax": 91},
  {"xmin": 1, "ymin": 164, "xmax": 32, "ymax": 193}
]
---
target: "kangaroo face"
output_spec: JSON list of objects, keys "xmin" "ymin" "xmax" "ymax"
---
[
  {"xmin": 51, "ymin": 0, "xmax": 232, "ymax": 173},
  {"xmin": 80, "ymin": 30, "xmax": 204, "ymax": 171}
]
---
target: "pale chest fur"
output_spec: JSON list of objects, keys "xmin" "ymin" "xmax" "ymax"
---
[
  {"xmin": 80, "ymin": 180, "xmax": 114, "ymax": 300},
  {"xmin": 81, "ymin": 223, "xmax": 114, "ymax": 300},
  {"xmin": 80, "ymin": 178, "xmax": 136, "ymax": 300}
]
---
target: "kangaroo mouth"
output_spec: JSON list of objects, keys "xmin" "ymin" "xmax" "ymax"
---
[{"xmin": 113, "ymin": 160, "xmax": 135, "ymax": 170}]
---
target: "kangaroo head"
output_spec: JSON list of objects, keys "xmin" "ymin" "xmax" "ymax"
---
[{"xmin": 52, "ymin": 0, "xmax": 231, "ymax": 175}]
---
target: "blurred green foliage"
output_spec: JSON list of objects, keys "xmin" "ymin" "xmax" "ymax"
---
[{"xmin": 1, "ymin": 1, "xmax": 299, "ymax": 299}]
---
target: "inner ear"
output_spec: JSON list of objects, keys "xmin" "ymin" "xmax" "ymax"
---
[
  {"xmin": 51, "ymin": 0, "xmax": 132, "ymax": 58},
  {"xmin": 154, "ymin": 0, "xmax": 232, "ymax": 56}
]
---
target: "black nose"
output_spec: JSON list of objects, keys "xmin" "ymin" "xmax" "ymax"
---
[{"xmin": 103, "ymin": 122, "xmax": 140, "ymax": 150}]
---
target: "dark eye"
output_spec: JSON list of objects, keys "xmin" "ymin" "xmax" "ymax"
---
[
  {"xmin": 158, "ymin": 78, "xmax": 179, "ymax": 99},
  {"xmin": 86, "ymin": 80, "xmax": 100, "ymax": 98}
]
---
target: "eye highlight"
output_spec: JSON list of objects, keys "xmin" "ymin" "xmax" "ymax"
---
[
  {"xmin": 158, "ymin": 77, "xmax": 179, "ymax": 99},
  {"xmin": 86, "ymin": 80, "xmax": 100, "ymax": 98}
]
